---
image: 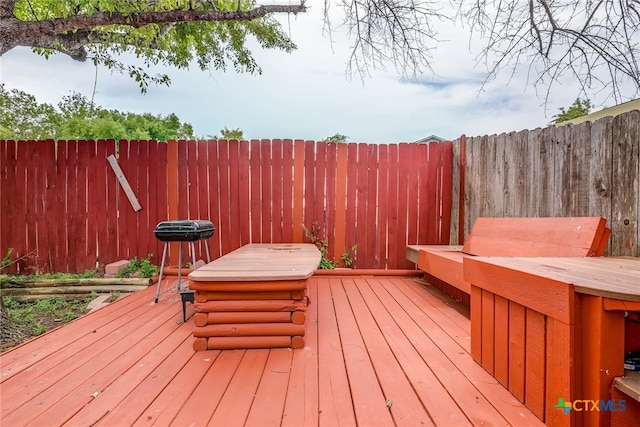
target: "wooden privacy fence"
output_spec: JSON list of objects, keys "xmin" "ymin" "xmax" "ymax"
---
[
  {"xmin": 449, "ymin": 110, "xmax": 639, "ymax": 257},
  {"xmin": 0, "ymin": 139, "xmax": 454, "ymax": 273}
]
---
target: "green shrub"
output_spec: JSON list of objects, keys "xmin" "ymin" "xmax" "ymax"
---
[{"xmin": 117, "ymin": 254, "xmax": 159, "ymax": 278}]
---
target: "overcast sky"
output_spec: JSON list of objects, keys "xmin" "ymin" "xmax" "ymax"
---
[{"xmin": 0, "ymin": 3, "xmax": 636, "ymax": 143}]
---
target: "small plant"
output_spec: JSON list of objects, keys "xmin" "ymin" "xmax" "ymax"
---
[
  {"xmin": 303, "ymin": 223, "xmax": 336, "ymax": 269},
  {"xmin": 3, "ymin": 296, "xmax": 20, "ymax": 309},
  {"xmin": 341, "ymin": 245, "xmax": 357, "ymax": 268},
  {"xmin": 302, "ymin": 223, "xmax": 360, "ymax": 269},
  {"xmin": 1, "ymin": 248, "xmax": 13, "ymax": 270},
  {"xmin": 117, "ymin": 254, "xmax": 159, "ymax": 278}
]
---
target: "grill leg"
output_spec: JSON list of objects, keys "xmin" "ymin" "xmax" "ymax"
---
[
  {"xmin": 177, "ymin": 243, "xmax": 183, "ymax": 292},
  {"xmin": 204, "ymin": 241, "xmax": 211, "ymax": 263},
  {"xmin": 190, "ymin": 242, "xmax": 197, "ymax": 271},
  {"xmin": 155, "ymin": 242, "xmax": 168, "ymax": 303}
]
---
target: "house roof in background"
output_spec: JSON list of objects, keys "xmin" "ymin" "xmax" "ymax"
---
[
  {"xmin": 557, "ymin": 98, "xmax": 640, "ymax": 126},
  {"xmin": 414, "ymin": 135, "xmax": 446, "ymax": 143}
]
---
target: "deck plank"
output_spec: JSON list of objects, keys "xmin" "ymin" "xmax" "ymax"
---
[
  {"xmin": 2, "ymin": 296, "xmax": 182, "ymax": 424},
  {"xmin": 209, "ymin": 350, "xmax": 270, "ymax": 426},
  {"xmin": 316, "ymin": 277, "xmax": 356, "ymax": 427},
  {"xmin": 0, "ymin": 291, "xmax": 145, "ymax": 381},
  {"xmin": 97, "ymin": 336, "xmax": 197, "ymax": 426},
  {"xmin": 63, "ymin": 322, "xmax": 192, "ymax": 427},
  {"xmin": 0, "ymin": 294, "xmax": 159, "ymax": 405},
  {"xmin": 245, "ymin": 349, "xmax": 293, "ymax": 426},
  {"xmin": 361, "ymin": 278, "xmax": 472, "ymax": 426},
  {"xmin": 26, "ymin": 304, "xmax": 184, "ymax": 426},
  {"xmin": 0, "ymin": 273, "xmax": 544, "ymax": 427},
  {"xmin": 172, "ymin": 349, "xmax": 245, "ymax": 426},
  {"xmin": 330, "ymin": 279, "xmax": 395, "ymax": 427},
  {"xmin": 131, "ymin": 351, "xmax": 222, "ymax": 426},
  {"xmin": 344, "ymin": 278, "xmax": 435, "ymax": 426},
  {"xmin": 281, "ymin": 272, "xmax": 319, "ymax": 427}
]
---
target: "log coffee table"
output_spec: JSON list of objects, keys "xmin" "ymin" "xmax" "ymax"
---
[{"xmin": 187, "ymin": 243, "xmax": 321, "ymax": 350}]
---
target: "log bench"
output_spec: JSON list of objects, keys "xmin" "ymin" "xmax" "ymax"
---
[
  {"xmin": 464, "ymin": 256, "xmax": 640, "ymax": 427},
  {"xmin": 407, "ymin": 216, "xmax": 611, "ymax": 302},
  {"xmin": 187, "ymin": 243, "xmax": 321, "ymax": 351}
]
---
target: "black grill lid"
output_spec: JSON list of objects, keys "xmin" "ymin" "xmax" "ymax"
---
[{"xmin": 154, "ymin": 220, "xmax": 215, "ymax": 242}]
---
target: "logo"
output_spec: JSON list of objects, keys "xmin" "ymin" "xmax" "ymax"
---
[
  {"xmin": 554, "ymin": 398, "xmax": 572, "ymax": 415},
  {"xmin": 554, "ymin": 397, "xmax": 627, "ymax": 415}
]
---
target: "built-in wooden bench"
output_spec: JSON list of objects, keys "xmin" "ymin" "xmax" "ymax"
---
[
  {"xmin": 464, "ymin": 256, "xmax": 640, "ymax": 427},
  {"xmin": 187, "ymin": 243, "xmax": 321, "ymax": 350},
  {"xmin": 408, "ymin": 216, "xmax": 611, "ymax": 301}
]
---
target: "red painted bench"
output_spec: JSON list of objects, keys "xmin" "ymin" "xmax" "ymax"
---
[
  {"xmin": 407, "ymin": 216, "xmax": 611, "ymax": 299},
  {"xmin": 464, "ymin": 256, "xmax": 640, "ymax": 427}
]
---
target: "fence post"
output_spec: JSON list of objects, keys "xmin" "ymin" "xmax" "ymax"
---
[
  {"xmin": 167, "ymin": 139, "xmax": 179, "ymax": 265},
  {"xmin": 458, "ymin": 134, "xmax": 466, "ymax": 245}
]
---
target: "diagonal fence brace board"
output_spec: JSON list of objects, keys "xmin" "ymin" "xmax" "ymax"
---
[{"xmin": 107, "ymin": 154, "xmax": 142, "ymax": 212}]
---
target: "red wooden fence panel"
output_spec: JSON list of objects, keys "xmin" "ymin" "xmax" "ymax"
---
[
  {"xmin": 228, "ymin": 140, "xmax": 242, "ymax": 252},
  {"xmin": 260, "ymin": 139, "xmax": 272, "ymax": 244},
  {"xmin": 1, "ymin": 141, "xmax": 19, "ymax": 273},
  {"xmin": 281, "ymin": 139, "xmax": 294, "ymax": 243},
  {"xmin": 271, "ymin": 139, "xmax": 283, "ymax": 243},
  {"xmin": 237, "ymin": 140, "xmax": 250, "ymax": 247},
  {"xmin": 207, "ymin": 141, "xmax": 223, "ymax": 258},
  {"xmin": 0, "ymin": 139, "xmax": 453, "ymax": 272}
]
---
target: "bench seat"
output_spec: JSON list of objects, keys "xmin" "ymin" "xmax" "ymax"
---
[{"xmin": 408, "ymin": 217, "xmax": 611, "ymax": 300}]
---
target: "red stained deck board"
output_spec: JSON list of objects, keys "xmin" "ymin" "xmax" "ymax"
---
[
  {"xmin": 4, "ymin": 301, "xmax": 183, "ymax": 425},
  {"xmin": 0, "ymin": 274, "xmax": 544, "ymax": 427},
  {"xmin": 171, "ymin": 350, "xmax": 246, "ymax": 426},
  {"xmin": 344, "ymin": 278, "xmax": 435, "ymax": 426},
  {"xmin": 132, "ymin": 350, "xmax": 222, "ymax": 426},
  {"xmin": 359, "ymin": 278, "xmax": 471, "ymax": 426},
  {"xmin": 388, "ymin": 279, "xmax": 543, "ymax": 426},
  {"xmin": 281, "ymin": 271, "xmax": 319, "ymax": 427},
  {"xmin": 244, "ymin": 349, "xmax": 293, "ymax": 426},
  {"xmin": 0, "ymin": 288, "xmax": 152, "ymax": 382},
  {"xmin": 63, "ymin": 324, "xmax": 192, "ymax": 427},
  {"xmin": 209, "ymin": 350, "xmax": 270, "ymax": 426},
  {"xmin": 98, "ymin": 337, "xmax": 197, "ymax": 426},
  {"xmin": 329, "ymin": 279, "xmax": 396, "ymax": 427},
  {"xmin": 316, "ymin": 278, "xmax": 357, "ymax": 427},
  {"xmin": 0, "ymin": 294, "xmax": 165, "ymax": 407}
]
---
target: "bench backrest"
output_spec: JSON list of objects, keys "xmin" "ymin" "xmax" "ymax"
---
[{"xmin": 461, "ymin": 217, "xmax": 610, "ymax": 257}]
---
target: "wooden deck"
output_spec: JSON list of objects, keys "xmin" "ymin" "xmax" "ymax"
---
[{"xmin": 0, "ymin": 272, "xmax": 543, "ymax": 426}]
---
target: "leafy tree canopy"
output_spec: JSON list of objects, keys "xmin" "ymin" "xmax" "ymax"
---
[
  {"xmin": 213, "ymin": 126, "xmax": 244, "ymax": 140},
  {"xmin": 0, "ymin": 0, "xmax": 300, "ymax": 92},
  {"xmin": 323, "ymin": 133, "xmax": 348, "ymax": 143},
  {"xmin": 552, "ymin": 98, "xmax": 592, "ymax": 124},
  {"xmin": 0, "ymin": 84, "xmax": 195, "ymax": 140}
]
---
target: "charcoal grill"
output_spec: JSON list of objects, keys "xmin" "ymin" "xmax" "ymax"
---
[{"xmin": 154, "ymin": 220, "xmax": 215, "ymax": 306}]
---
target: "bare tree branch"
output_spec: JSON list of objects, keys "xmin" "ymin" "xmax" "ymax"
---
[{"xmin": 457, "ymin": 0, "xmax": 640, "ymax": 104}]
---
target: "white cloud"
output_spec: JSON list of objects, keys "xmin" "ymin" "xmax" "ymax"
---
[{"xmin": 0, "ymin": 2, "xmax": 635, "ymax": 143}]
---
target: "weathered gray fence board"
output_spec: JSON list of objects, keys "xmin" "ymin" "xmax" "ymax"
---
[
  {"xmin": 458, "ymin": 110, "xmax": 639, "ymax": 257},
  {"xmin": 449, "ymin": 137, "xmax": 463, "ymax": 245},
  {"xmin": 611, "ymin": 111, "xmax": 639, "ymax": 256},
  {"xmin": 588, "ymin": 117, "xmax": 613, "ymax": 232}
]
